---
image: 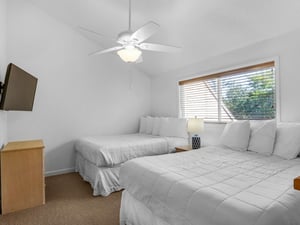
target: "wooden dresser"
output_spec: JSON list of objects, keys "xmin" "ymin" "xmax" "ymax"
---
[{"xmin": 1, "ymin": 140, "xmax": 45, "ymax": 214}]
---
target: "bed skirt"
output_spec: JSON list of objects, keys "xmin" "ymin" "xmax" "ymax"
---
[{"xmin": 75, "ymin": 152, "xmax": 123, "ymax": 196}]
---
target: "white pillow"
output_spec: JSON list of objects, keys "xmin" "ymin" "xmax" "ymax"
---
[
  {"xmin": 159, "ymin": 117, "xmax": 169, "ymax": 136},
  {"xmin": 273, "ymin": 124, "xmax": 300, "ymax": 159},
  {"xmin": 220, "ymin": 120, "xmax": 250, "ymax": 151},
  {"xmin": 169, "ymin": 118, "xmax": 188, "ymax": 138},
  {"xmin": 145, "ymin": 117, "xmax": 154, "ymax": 134},
  {"xmin": 139, "ymin": 117, "xmax": 147, "ymax": 133},
  {"xmin": 159, "ymin": 117, "xmax": 188, "ymax": 138},
  {"xmin": 248, "ymin": 120, "xmax": 276, "ymax": 155},
  {"xmin": 152, "ymin": 117, "xmax": 161, "ymax": 136}
]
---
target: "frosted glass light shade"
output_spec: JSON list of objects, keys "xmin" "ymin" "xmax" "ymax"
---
[
  {"xmin": 117, "ymin": 46, "xmax": 142, "ymax": 63},
  {"xmin": 188, "ymin": 118, "xmax": 204, "ymax": 133}
]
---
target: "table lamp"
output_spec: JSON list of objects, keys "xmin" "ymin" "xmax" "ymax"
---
[{"xmin": 187, "ymin": 117, "xmax": 204, "ymax": 149}]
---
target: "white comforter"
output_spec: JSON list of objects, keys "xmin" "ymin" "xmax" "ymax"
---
[
  {"xmin": 75, "ymin": 134, "xmax": 186, "ymax": 167},
  {"xmin": 120, "ymin": 146, "xmax": 300, "ymax": 225}
]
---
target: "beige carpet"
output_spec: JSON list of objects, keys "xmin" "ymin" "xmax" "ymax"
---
[{"xmin": 0, "ymin": 173, "xmax": 121, "ymax": 225}]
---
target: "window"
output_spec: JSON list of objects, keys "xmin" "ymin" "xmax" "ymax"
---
[{"xmin": 179, "ymin": 61, "xmax": 276, "ymax": 122}]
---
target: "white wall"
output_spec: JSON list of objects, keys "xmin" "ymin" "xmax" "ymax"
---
[
  {"xmin": 0, "ymin": 0, "xmax": 7, "ymax": 148},
  {"xmin": 6, "ymin": 0, "xmax": 151, "ymax": 175},
  {"xmin": 151, "ymin": 28, "xmax": 300, "ymax": 144}
]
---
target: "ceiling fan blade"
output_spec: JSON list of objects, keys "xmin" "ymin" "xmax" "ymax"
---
[
  {"xmin": 130, "ymin": 21, "xmax": 160, "ymax": 43},
  {"xmin": 89, "ymin": 46, "xmax": 124, "ymax": 56},
  {"xmin": 138, "ymin": 43, "xmax": 181, "ymax": 53},
  {"xmin": 77, "ymin": 26, "xmax": 116, "ymax": 45}
]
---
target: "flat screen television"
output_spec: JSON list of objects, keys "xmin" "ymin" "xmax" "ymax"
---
[{"xmin": 0, "ymin": 63, "xmax": 38, "ymax": 111}]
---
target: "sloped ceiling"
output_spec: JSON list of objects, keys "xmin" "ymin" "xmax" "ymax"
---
[{"xmin": 29, "ymin": 0, "xmax": 300, "ymax": 76}]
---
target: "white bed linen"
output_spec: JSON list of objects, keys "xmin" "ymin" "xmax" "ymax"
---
[
  {"xmin": 120, "ymin": 146, "xmax": 300, "ymax": 225},
  {"xmin": 120, "ymin": 190, "xmax": 170, "ymax": 225},
  {"xmin": 75, "ymin": 133, "xmax": 187, "ymax": 167},
  {"xmin": 75, "ymin": 153, "xmax": 122, "ymax": 196}
]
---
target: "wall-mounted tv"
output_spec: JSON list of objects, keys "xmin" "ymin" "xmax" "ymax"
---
[{"xmin": 0, "ymin": 63, "xmax": 38, "ymax": 111}]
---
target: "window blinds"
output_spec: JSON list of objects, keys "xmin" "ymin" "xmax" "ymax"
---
[{"xmin": 179, "ymin": 61, "xmax": 276, "ymax": 122}]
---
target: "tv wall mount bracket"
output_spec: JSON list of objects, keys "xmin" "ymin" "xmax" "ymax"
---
[{"xmin": 0, "ymin": 81, "xmax": 3, "ymax": 94}]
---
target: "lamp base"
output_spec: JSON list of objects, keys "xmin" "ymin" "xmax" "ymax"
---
[{"xmin": 192, "ymin": 135, "xmax": 201, "ymax": 149}]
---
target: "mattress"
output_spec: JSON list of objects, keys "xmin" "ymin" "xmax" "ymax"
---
[
  {"xmin": 75, "ymin": 133, "xmax": 187, "ymax": 167},
  {"xmin": 120, "ymin": 146, "xmax": 300, "ymax": 225}
]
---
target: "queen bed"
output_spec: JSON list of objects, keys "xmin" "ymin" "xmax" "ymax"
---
[
  {"xmin": 75, "ymin": 130, "xmax": 188, "ymax": 196},
  {"xmin": 119, "ymin": 121, "xmax": 300, "ymax": 225},
  {"xmin": 120, "ymin": 146, "xmax": 300, "ymax": 225}
]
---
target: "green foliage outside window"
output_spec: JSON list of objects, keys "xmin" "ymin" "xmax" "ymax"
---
[{"xmin": 222, "ymin": 69, "xmax": 275, "ymax": 120}]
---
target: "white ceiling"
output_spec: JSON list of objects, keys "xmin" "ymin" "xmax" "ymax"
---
[{"xmin": 29, "ymin": 0, "xmax": 300, "ymax": 76}]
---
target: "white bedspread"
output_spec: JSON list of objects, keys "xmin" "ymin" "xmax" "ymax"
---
[
  {"xmin": 120, "ymin": 146, "xmax": 300, "ymax": 225},
  {"xmin": 75, "ymin": 134, "xmax": 186, "ymax": 167}
]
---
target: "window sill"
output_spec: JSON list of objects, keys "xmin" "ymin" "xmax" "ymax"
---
[{"xmin": 204, "ymin": 121, "xmax": 228, "ymax": 124}]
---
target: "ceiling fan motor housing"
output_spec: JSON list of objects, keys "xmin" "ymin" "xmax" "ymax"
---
[{"xmin": 117, "ymin": 31, "xmax": 136, "ymax": 45}]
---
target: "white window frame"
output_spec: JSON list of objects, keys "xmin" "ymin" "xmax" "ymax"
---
[{"xmin": 178, "ymin": 57, "xmax": 280, "ymax": 123}]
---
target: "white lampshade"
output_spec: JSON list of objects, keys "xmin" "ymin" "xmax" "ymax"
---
[
  {"xmin": 117, "ymin": 46, "xmax": 142, "ymax": 63},
  {"xmin": 187, "ymin": 118, "xmax": 204, "ymax": 133}
]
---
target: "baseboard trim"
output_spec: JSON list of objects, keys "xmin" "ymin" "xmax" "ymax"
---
[{"xmin": 45, "ymin": 167, "xmax": 75, "ymax": 177}]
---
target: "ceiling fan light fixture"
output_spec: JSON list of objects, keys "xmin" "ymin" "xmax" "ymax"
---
[{"xmin": 117, "ymin": 46, "xmax": 142, "ymax": 63}]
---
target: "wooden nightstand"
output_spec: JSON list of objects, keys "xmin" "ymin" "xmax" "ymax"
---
[
  {"xmin": 175, "ymin": 145, "xmax": 193, "ymax": 153},
  {"xmin": 1, "ymin": 140, "xmax": 45, "ymax": 214},
  {"xmin": 294, "ymin": 177, "xmax": 300, "ymax": 191}
]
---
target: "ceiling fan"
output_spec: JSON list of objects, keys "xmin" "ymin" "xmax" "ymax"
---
[{"xmin": 78, "ymin": 0, "xmax": 181, "ymax": 63}]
